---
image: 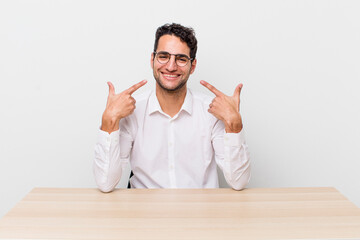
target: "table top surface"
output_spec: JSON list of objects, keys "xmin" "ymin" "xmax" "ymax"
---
[{"xmin": 1, "ymin": 187, "xmax": 360, "ymax": 239}]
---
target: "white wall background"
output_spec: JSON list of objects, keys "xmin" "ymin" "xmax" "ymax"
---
[{"xmin": 1, "ymin": 0, "xmax": 359, "ymax": 218}]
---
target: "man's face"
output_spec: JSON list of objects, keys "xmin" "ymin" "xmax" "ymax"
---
[{"xmin": 151, "ymin": 34, "xmax": 196, "ymax": 92}]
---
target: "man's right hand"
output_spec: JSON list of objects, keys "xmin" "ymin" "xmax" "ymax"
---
[{"xmin": 101, "ymin": 80, "xmax": 147, "ymax": 134}]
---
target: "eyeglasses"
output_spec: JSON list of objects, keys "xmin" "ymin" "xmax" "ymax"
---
[{"xmin": 154, "ymin": 51, "xmax": 193, "ymax": 67}]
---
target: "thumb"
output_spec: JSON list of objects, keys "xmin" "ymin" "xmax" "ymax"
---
[
  {"xmin": 233, "ymin": 83, "xmax": 243, "ymax": 101},
  {"xmin": 107, "ymin": 81, "xmax": 115, "ymax": 96}
]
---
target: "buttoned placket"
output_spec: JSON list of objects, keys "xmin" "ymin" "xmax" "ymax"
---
[{"xmin": 168, "ymin": 118, "xmax": 177, "ymax": 188}]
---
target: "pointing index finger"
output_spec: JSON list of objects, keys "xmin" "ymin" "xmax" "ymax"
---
[
  {"xmin": 126, "ymin": 80, "xmax": 147, "ymax": 95},
  {"xmin": 200, "ymin": 80, "xmax": 222, "ymax": 96}
]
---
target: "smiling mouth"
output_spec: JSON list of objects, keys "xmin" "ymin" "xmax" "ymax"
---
[{"xmin": 162, "ymin": 73, "xmax": 180, "ymax": 80}]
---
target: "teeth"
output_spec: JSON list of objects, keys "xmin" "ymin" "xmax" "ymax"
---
[{"xmin": 163, "ymin": 74, "xmax": 178, "ymax": 78}]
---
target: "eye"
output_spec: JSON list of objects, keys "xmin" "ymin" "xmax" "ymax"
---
[
  {"xmin": 177, "ymin": 56, "xmax": 188, "ymax": 63},
  {"xmin": 158, "ymin": 54, "xmax": 170, "ymax": 60}
]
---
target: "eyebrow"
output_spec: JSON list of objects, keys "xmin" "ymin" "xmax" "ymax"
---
[{"xmin": 157, "ymin": 51, "xmax": 190, "ymax": 58}]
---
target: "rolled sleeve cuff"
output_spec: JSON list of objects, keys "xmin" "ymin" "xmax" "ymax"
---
[{"xmin": 224, "ymin": 129, "xmax": 246, "ymax": 147}]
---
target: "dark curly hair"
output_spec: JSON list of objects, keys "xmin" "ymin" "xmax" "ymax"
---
[{"xmin": 153, "ymin": 23, "xmax": 198, "ymax": 61}]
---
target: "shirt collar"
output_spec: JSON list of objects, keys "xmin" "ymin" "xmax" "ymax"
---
[{"xmin": 148, "ymin": 89, "xmax": 193, "ymax": 116}]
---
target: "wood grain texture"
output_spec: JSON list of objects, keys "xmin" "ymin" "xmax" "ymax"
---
[{"xmin": 1, "ymin": 187, "xmax": 360, "ymax": 239}]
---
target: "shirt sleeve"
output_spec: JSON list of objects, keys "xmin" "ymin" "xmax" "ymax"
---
[
  {"xmin": 93, "ymin": 119, "xmax": 134, "ymax": 192},
  {"xmin": 212, "ymin": 120, "xmax": 251, "ymax": 190}
]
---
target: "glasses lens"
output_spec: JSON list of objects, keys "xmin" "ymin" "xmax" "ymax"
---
[
  {"xmin": 155, "ymin": 52, "xmax": 191, "ymax": 67},
  {"xmin": 176, "ymin": 55, "xmax": 189, "ymax": 67},
  {"xmin": 156, "ymin": 52, "xmax": 170, "ymax": 64}
]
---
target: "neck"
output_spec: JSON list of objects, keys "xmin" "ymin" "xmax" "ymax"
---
[{"xmin": 156, "ymin": 84, "xmax": 187, "ymax": 117}]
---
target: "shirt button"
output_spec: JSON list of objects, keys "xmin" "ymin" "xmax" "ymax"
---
[
  {"xmin": 169, "ymin": 142, "xmax": 172, "ymax": 147},
  {"xmin": 170, "ymin": 164, "xmax": 174, "ymax": 170},
  {"xmin": 106, "ymin": 137, "xmax": 110, "ymax": 143}
]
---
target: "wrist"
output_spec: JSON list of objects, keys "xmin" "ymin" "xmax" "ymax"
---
[
  {"xmin": 224, "ymin": 113, "xmax": 243, "ymax": 133},
  {"xmin": 101, "ymin": 111, "xmax": 120, "ymax": 134}
]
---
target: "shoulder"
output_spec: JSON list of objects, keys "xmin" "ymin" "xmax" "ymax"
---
[
  {"xmin": 189, "ymin": 89, "xmax": 214, "ymax": 106},
  {"xmin": 132, "ymin": 89, "xmax": 152, "ymax": 103},
  {"xmin": 188, "ymin": 89, "xmax": 220, "ymax": 127},
  {"xmin": 188, "ymin": 88, "xmax": 217, "ymax": 118}
]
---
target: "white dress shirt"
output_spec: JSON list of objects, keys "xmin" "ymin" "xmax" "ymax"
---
[{"xmin": 94, "ymin": 88, "xmax": 250, "ymax": 192}]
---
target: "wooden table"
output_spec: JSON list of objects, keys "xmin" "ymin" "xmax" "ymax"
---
[{"xmin": 1, "ymin": 187, "xmax": 360, "ymax": 239}]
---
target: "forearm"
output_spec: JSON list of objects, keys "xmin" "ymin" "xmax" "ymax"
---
[
  {"xmin": 93, "ymin": 130, "xmax": 124, "ymax": 192},
  {"xmin": 222, "ymin": 130, "xmax": 251, "ymax": 190}
]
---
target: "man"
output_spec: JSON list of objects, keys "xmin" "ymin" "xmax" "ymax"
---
[{"xmin": 94, "ymin": 23, "xmax": 250, "ymax": 192}]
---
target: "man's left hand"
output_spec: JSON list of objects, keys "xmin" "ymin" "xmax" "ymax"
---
[{"xmin": 200, "ymin": 80, "xmax": 243, "ymax": 133}]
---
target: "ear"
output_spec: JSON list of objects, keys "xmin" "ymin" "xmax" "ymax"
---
[
  {"xmin": 190, "ymin": 59, "xmax": 197, "ymax": 74},
  {"xmin": 150, "ymin": 52, "xmax": 154, "ymax": 69}
]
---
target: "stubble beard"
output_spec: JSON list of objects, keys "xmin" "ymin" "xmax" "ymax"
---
[{"xmin": 153, "ymin": 70, "xmax": 190, "ymax": 93}]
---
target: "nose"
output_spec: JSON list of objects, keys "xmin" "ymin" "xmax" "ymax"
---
[{"xmin": 165, "ymin": 55, "xmax": 178, "ymax": 71}]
